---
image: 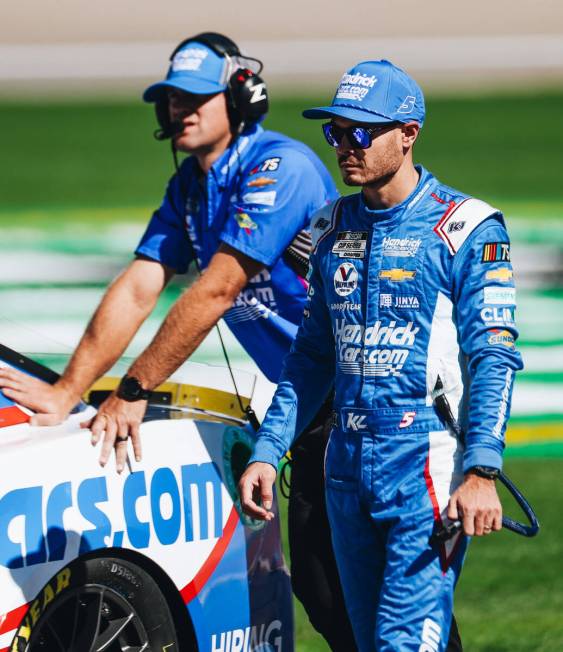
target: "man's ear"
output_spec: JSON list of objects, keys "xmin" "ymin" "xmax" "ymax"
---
[{"xmin": 401, "ymin": 122, "xmax": 420, "ymax": 151}]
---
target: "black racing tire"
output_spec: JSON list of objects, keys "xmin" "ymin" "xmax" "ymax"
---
[{"xmin": 12, "ymin": 555, "xmax": 182, "ymax": 652}]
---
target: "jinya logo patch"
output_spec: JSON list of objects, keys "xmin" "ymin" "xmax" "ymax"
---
[{"xmin": 334, "ymin": 263, "xmax": 358, "ymax": 296}]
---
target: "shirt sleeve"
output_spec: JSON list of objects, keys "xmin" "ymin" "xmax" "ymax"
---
[
  {"xmin": 452, "ymin": 216, "xmax": 524, "ymax": 472},
  {"xmin": 135, "ymin": 173, "xmax": 193, "ymax": 274},
  {"xmin": 249, "ymin": 248, "xmax": 336, "ymax": 468},
  {"xmin": 220, "ymin": 149, "xmax": 333, "ymax": 267}
]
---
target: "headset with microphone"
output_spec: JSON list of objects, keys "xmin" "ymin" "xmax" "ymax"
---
[{"xmin": 154, "ymin": 32, "xmax": 269, "ymax": 140}]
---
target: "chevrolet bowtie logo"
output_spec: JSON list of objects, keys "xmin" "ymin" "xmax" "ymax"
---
[
  {"xmin": 485, "ymin": 267, "xmax": 513, "ymax": 282},
  {"xmin": 379, "ymin": 268, "xmax": 416, "ymax": 282}
]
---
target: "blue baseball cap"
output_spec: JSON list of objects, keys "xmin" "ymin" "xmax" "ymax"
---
[
  {"xmin": 303, "ymin": 59, "xmax": 425, "ymax": 126},
  {"xmin": 143, "ymin": 41, "xmax": 230, "ymax": 102}
]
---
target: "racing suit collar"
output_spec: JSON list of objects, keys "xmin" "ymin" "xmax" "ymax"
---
[
  {"xmin": 360, "ymin": 164, "xmax": 435, "ymax": 223},
  {"xmin": 209, "ymin": 122, "xmax": 264, "ymax": 189}
]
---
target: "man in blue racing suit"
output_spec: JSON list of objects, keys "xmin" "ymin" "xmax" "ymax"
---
[{"xmin": 239, "ymin": 59, "xmax": 523, "ymax": 651}]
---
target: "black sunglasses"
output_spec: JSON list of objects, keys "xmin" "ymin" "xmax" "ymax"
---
[{"xmin": 322, "ymin": 121, "xmax": 400, "ymax": 149}]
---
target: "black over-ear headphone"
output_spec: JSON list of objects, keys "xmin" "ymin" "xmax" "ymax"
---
[{"xmin": 155, "ymin": 32, "xmax": 269, "ymax": 139}]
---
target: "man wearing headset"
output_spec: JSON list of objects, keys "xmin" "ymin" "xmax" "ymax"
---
[{"xmin": 0, "ymin": 37, "xmax": 462, "ymax": 651}]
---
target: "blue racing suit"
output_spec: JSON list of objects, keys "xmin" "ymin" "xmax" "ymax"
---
[
  {"xmin": 136, "ymin": 122, "xmax": 337, "ymax": 382},
  {"xmin": 250, "ymin": 165, "xmax": 523, "ymax": 651}
]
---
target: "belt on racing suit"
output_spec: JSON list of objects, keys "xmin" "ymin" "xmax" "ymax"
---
[{"xmin": 334, "ymin": 405, "xmax": 446, "ymax": 435}]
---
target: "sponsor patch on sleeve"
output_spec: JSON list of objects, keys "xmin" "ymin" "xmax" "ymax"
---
[
  {"xmin": 485, "ymin": 267, "xmax": 513, "ymax": 282},
  {"xmin": 246, "ymin": 176, "xmax": 277, "ymax": 188},
  {"xmin": 487, "ymin": 329, "xmax": 515, "ymax": 348},
  {"xmin": 241, "ymin": 190, "xmax": 277, "ymax": 206},
  {"xmin": 482, "ymin": 242, "xmax": 510, "ymax": 263},
  {"xmin": 483, "ymin": 286, "xmax": 516, "ymax": 305},
  {"xmin": 234, "ymin": 211, "xmax": 258, "ymax": 234},
  {"xmin": 249, "ymin": 157, "xmax": 281, "ymax": 175}
]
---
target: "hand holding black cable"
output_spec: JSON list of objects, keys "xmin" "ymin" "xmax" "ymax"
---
[{"xmin": 430, "ymin": 376, "xmax": 539, "ymax": 544}]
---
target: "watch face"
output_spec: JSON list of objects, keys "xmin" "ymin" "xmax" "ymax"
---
[
  {"xmin": 123, "ymin": 377, "xmax": 141, "ymax": 398},
  {"xmin": 119, "ymin": 376, "xmax": 145, "ymax": 401}
]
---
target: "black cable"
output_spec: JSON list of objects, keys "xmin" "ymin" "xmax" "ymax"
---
[
  {"xmin": 430, "ymin": 375, "xmax": 539, "ymax": 543},
  {"xmin": 279, "ymin": 454, "xmax": 292, "ymax": 499},
  {"xmin": 170, "ymin": 142, "xmax": 260, "ymax": 432}
]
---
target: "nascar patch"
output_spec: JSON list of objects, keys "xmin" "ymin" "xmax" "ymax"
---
[
  {"xmin": 332, "ymin": 231, "xmax": 368, "ymax": 259},
  {"xmin": 482, "ymin": 242, "xmax": 510, "ymax": 262}
]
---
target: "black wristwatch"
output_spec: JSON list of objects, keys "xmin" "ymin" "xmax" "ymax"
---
[
  {"xmin": 117, "ymin": 375, "xmax": 152, "ymax": 402},
  {"xmin": 467, "ymin": 465, "xmax": 500, "ymax": 480}
]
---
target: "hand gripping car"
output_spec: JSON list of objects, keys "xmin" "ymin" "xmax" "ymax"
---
[{"xmin": 0, "ymin": 344, "xmax": 293, "ymax": 652}]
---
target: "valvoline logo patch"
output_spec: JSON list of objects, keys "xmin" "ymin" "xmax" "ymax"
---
[{"xmin": 334, "ymin": 262, "xmax": 358, "ymax": 297}]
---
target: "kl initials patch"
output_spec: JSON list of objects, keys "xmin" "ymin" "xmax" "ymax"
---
[
  {"xmin": 482, "ymin": 242, "xmax": 510, "ymax": 262},
  {"xmin": 346, "ymin": 413, "xmax": 367, "ymax": 431}
]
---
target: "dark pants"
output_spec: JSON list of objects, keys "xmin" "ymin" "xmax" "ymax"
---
[{"xmin": 287, "ymin": 403, "xmax": 463, "ymax": 651}]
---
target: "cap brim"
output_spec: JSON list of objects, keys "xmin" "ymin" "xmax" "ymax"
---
[
  {"xmin": 302, "ymin": 105, "xmax": 395, "ymax": 123},
  {"xmin": 143, "ymin": 78, "xmax": 227, "ymax": 103}
]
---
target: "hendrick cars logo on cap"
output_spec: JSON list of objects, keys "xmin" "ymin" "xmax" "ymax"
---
[
  {"xmin": 336, "ymin": 72, "xmax": 378, "ymax": 101},
  {"xmin": 172, "ymin": 47, "xmax": 209, "ymax": 72}
]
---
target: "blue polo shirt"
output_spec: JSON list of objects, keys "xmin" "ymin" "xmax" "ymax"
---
[{"xmin": 136, "ymin": 123, "xmax": 337, "ymax": 382}]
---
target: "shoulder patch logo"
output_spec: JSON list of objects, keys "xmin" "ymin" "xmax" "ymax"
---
[
  {"xmin": 247, "ymin": 176, "xmax": 277, "ymax": 188},
  {"xmin": 249, "ymin": 157, "xmax": 281, "ymax": 175},
  {"xmin": 314, "ymin": 217, "xmax": 330, "ymax": 230},
  {"xmin": 433, "ymin": 197, "xmax": 499, "ymax": 255},
  {"xmin": 482, "ymin": 242, "xmax": 510, "ymax": 263}
]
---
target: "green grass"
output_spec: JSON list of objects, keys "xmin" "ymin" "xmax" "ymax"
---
[
  {"xmin": 1, "ymin": 90, "xmax": 562, "ymax": 224},
  {"xmin": 277, "ymin": 457, "xmax": 563, "ymax": 651}
]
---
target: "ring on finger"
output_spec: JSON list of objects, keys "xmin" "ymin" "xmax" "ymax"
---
[{"xmin": 116, "ymin": 435, "xmax": 129, "ymax": 443}]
